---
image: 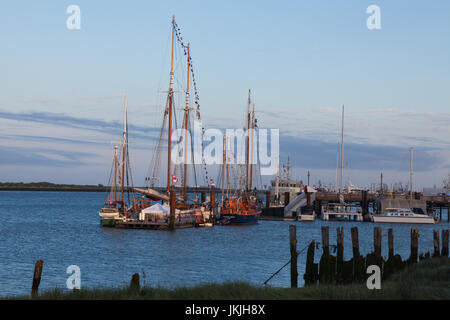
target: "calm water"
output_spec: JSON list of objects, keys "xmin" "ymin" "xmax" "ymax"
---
[{"xmin": 0, "ymin": 191, "xmax": 448, "ymax": 297}]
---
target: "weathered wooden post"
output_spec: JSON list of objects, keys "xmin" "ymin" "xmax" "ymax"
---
[
  {"xmin": 32, "ymin": 260, "xmax": 44, "ymax": 297},
  {"xmin": 433, "ymin": 230, "xmax": 440, "ymax": 257},
  {"xmin": 351, "ymin": 227, "xmax": 364, "ymax": 282},
  {"xmin": 303, "ymin": 240, "xmax": 317, "ymax": 285},
  {"xmin": 366, "ymin": 227, "xmax": 383, "ymax": 275},
  {"xmin": 284, "ymin": 191, "xmax": 290, "ymax": 206},
  {"xmin": 388, "ymin": 228, "xmax": 394, "ymax": 258},
  {"xmin": 408, "ymin": 228, "xmax": 419, "ymax": 264},
  {"xmin": 374, "ymin": 227, "xmax": 382, "ymax": 257},
  {"xmin": 319, "ymin": 226, "xmax": 334, "ymax": 284},
  {"xmin": 169, "ymin": 190, "xmax": 176, "ymax": 230},
  {"xmin": 322, "ymin": 226, "xmax": 329, "ymax": 254},
  {"xmin": 336, "ymin": 226, "xmax": 344, "ymax": 282},
  {"xmin": 130, "ymin": 273, "xmax": 140, "ymax": 291},
  {"xmin": 289, "ymin": 225, "xmax": 298, "ymax": 288},
  {"xmin": 265, "ymin": 191, "xmax": 271, "ymax": 208},
  {"xmin": 442, "ymin": 229, "xmax": 449, "ymax": 257},
  {"xmin": 351, "ymin": 227, "xmax": 359, "ymax": 257}
]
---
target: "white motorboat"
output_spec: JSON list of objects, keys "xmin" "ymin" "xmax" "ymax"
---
[
  {"xmin": 298, "ymin": 213, "xmax": 315, "ymax": 222},
  {"xmin": 372, "ymin": 208, "xmax": 435, "ymax": 224},
  {"xmin": 99, "ymin": 207, "xmax": 121, "ymax": 219}
]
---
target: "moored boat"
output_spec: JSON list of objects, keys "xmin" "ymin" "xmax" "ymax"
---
[{"xmin": 372, "ymin": 208, "xmax": 435, "ymax": 224}]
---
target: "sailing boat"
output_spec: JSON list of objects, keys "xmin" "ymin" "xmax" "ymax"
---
[
  {"xmin": 133, "ymin": 16, "xmax": 212, "ymax": 225},
  {"xmin": 321, "ymin": 105, "xmax": 363, "ymax": 221},
  {"xmin": 99, "ymin": 95, "xmax": 138, "ymax": 226},
  {"xmin": 218, "ymin": 90, "xmax": 262, "ymax": 225}
]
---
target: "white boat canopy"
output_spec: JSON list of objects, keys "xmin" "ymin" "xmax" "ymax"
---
[{"xmin": 141, "ymin": 203, "xmax": 170, "ymax": 214}]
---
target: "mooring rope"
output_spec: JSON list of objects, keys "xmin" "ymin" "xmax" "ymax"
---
[{"xmin": 263, "ymin": 242, "xmax": 313, "ymax": 285}]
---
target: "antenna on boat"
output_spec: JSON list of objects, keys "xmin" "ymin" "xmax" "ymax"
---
[
  {"xmin": 339, "ymin": 105, "xmax": 345, "ymax": 203},
  {"xmin": 410, "ymin": 147, "xmax": 414, "ymax": 202}
]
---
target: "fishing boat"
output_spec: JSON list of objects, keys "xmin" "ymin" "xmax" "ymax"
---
[
  {"xmin": 217, "ymin": 90, "xmax": 262, "ymax": 225},
  {"xmin": 372, "ymin": 208, "xmax": 435, "ymax": 224},
  {"xmin": 268, "ymin": 156, "xmax": 303, "ymax": 205},
  {"xmin": 99, "ymin": 96, "xmax": 138, "ymax": 226}
]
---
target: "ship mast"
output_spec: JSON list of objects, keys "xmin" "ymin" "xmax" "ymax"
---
[
  {"xmin": 221, "ymin": 133, "xmax": 226, "ymax": 206},
  {"xmin": 249, "ymin": 103, "xmax": 255, "ymax": 190},
  {"xmin": 183, "ymin": 43, "xmax": 190, "ymax": 201},
  {"xmin": 226, "ymin": 134, "xmax": 230, "ymax": 199},
  {"xmin": 335, "ymin": 143, "xmax": 339, "ymax": 192},
  {"xmin": 410, "ymin": 147, "xmax": 414, "ymax": 202},
  {"xmin": 167, "ymin": 16, "xmax": 176, "ymax": 194},
  {"xmin": 121, "ymin": 95, "xmax": 128, "ymax": 209},
  {"xmin": 339, "ymin": 105, "xmax": 344, "ymax": 203},
  {"xmin": 113, "ymin": 146, "xmax": 118, "ymax": 204},
  {"xmin": 245, "ymin": 89, "xmax": 251, "ymax": 189}
]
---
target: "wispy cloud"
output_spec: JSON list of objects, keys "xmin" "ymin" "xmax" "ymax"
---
[
  {"xmin": 0, "ymin": 110, "xmax": 160, "ymax": 141},
  {"xmin": 0, "ymin": 145, "xmax": 97, "ymax": 167}
]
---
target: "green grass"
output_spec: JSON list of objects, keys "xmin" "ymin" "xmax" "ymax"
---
[{"xmin": 7, "ymin": 258, "xmax": 450, "ymax": 300}]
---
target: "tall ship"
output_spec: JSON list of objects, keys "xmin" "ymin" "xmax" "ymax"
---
[
  {"xmin": 217, "ymin": 90, "xmax": 262, "ymax": 225},
  {"xmin": 99, "ymin": 16, "xmax": 213, "ymax": 229},
  {"xmin": 135, "ymin": 16, "xmax": 213, "ymax": 224}
]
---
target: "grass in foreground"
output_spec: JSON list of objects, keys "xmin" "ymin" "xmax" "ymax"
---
[{"xmin": 8, "ymin": 258, "xmax": 450, "ymax": 300}]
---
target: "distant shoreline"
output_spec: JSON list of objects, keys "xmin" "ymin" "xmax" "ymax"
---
[{"xmin": 0, "ymin": 182, "xmax": 110, "ymax": 192}]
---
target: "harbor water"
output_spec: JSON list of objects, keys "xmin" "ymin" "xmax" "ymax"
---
[{"xmin": 0, "ymin": 191, "xmax": 448, "ymax": 297}]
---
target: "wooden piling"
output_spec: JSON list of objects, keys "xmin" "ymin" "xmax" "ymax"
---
[
  {"xmin": 321, "ymin": 226, "xmax": 329, "ymax": 254},
  {"xmin": 366, "ymin": 227, "xmax": 383, "ymax": 275},
  {"xmin": 319, "ymin": 226, "xmax": 335, "ymax": 284},
  {"xmin": 265, "ymin": 191, "xmax": 270, "ymax": 208},
  {"xmin": 442, "ymin": 229, "xmax": 449, "ymax": 257},
  {"xmin": 408, "ymin": 228, "xmax": 419, "ymax": 264},
  {"xmin": 350, "ymin": 227, "xmax": 365, "ymax": 282},
  {"xmin": 433, "ymin": 230, "xmax": 440, "ymax": 257},
  {"xmin": 32, "ymin": 260, "xmax": 44, "ymax": 296},
  {"xmin": 388, "ymin": 228, "xmax": 394, "ymax": 258},
  {"xmin": 289, "ymin": 225, "xmax": 298, "ymax": 288},
  {"xmin": 336, "ymin": 226, "xmax": 344, "ymax": 283},
  {"xmin": 130, "ymin": 273, "xmax": 140, "ymax": 291},
  {"xmin": 374, "ymin": 227, "xmax": 382, "ymax": 257},
  {"xmin": 303, "ymin": 241, "xmax": 317, "ymax": 285},
  {"xmin": 169, "ymin": 190, "xmax": 176, "ymax": 230},
  {"xmin": 351, "ymin": 227, "xmax": 359, "ymax": 257}
]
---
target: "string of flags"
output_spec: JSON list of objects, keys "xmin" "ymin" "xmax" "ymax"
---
[{"xmin": 173, "ymin": 21, "xmax": 211, "ymax": 186}]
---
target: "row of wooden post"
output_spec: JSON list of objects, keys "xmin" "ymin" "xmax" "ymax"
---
[{"xmin": 290, "ymin": 225, "xmax": 450, "ymax": 288}]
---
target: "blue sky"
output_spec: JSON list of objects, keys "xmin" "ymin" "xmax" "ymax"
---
[{"xmin": 0, "ymin": 0, "xmax": 449, "ymax": 189}]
